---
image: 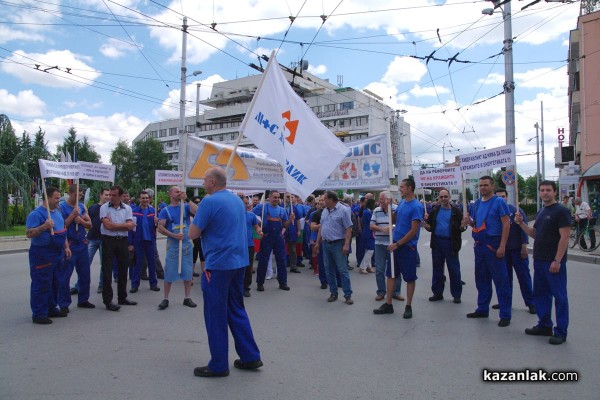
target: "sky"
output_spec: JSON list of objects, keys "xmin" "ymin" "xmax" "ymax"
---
[{"xmin": 0, "ymin": 0, "xmax": 582, "ymax": 181}]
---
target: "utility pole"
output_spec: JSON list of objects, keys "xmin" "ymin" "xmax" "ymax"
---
[
  {"xmin": 540, "ymin": 101, "xmax": 546, "ymax": 180},
  {"xmin": 533, "ymin": 123, "xmax": 541, "ymax": 212},
  {"xmin": 178, "ymin": 16, "xmax": 188, "ymax": 172},
  {"xmin": 503, "ymin": 0, "xmax": 517, "ymax": 207}
]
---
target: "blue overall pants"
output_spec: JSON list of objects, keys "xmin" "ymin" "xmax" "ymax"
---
[
  {"xmin": 201, "ymin": 268, "xmax": 261, "ymax": 373},
  {"xmin": 256, "ymin": 218, "xmax": 287, "ymax": 285},
  {"xmin": 474, "ymin": 235, "xmax": 511, "ymax": 319},
  {"xmin": 131, "ymin": 240, "xmax": 158, "ymax": 289},
  {"xmin": 505, "ymin": 248, "xmax": 534, "ymax": 307},
  {"xmin": 29, "ymin": 230, "xmax": 66, "ymax": 319},
  {"xmin": 533, "ymin": 259, "xmax": 569, "ymax": 338},
  {"xmin": 58, "ymin": 242, "xmax": 90, "ymax": 308}
]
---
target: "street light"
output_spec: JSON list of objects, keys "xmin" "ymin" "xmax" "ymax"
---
[
  {"xmin": 528, "ymin": 131, "xmax": 541, "ymax": 213},
  {"xmin": 482, "ymin": 0, "xmax": 516, "ymax": 206}
]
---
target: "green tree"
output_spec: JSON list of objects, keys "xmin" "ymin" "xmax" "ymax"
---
[
  {"xmin": 77, "ymin": 136, "xmax": 101, "ymax": 163},
  {"xmin": 55, "ymin": 126, "xmax": 101, "ymax": 163},
  {"xmin": 110, "ymin": 139, "xmax": 135, "ymax": 188},
  {"xmin": 0, "ymin": 114, "xmax": 19, "ymax": 165},
  {"xmin": 132, "ymin": 138, "xmax": 170, "ymax": 189},
  {"xmin": 524, "ymin": 174, "xmax": 540, "ymax": 203}
]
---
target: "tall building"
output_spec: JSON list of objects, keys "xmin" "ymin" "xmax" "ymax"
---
[
  {"xmin": 566, "ymin": 7, "xmax": 600, "ymax": 211},
  {"xmin": 134, "ymin": 68, "xmax": 411, "ymax": 185}
]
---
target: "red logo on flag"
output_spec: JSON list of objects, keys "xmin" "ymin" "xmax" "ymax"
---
[{"xmin": 281, "ymin": 110, "xmax": 299, "ymax": 145}]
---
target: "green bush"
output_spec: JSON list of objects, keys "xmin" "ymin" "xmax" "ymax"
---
[{"xmin": 8, "ymin": 205, "xmax": 26, "ymax": 225}]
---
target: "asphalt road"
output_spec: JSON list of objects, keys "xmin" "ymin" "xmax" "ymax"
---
[{"xmin": 1, "ymin": 231, "xmax": 598, "ymax": 400}]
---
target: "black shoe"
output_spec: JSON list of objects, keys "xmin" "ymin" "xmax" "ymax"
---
[
  {"xmin": 157, "ymin": 274, "xmax": 165, "ymax": 280},
  {"xmin": 429, "ymin": 294, "xmax": 443, "ymax": 302},
  {"xmin": 453, "ymin": 298, "xmax": 461, "ymax": 304},
  {"xmin": 327, "ymin": 293, "xmax": 338, "ymax": 302},
  {"xmin": 344, "ymin": 296, "xmax": 354, "ymax": 305},
  {"xmin": 498, "ymin": 318, "xmax": 511, "ymax": 327},
  {"xmin": 320, "ymin": 283, "xmax": 328, "ymax": 289},
  {"xmin": 105, "ymin": 303, "xmax": 121, "ymax": 311},
  {"xmin": 97, "ymin": 286, "xmax": 103, "ymax": 294},
  {"xmin": 158, "ymin": 299, "xmax": 169, "ymax": 310},
  {"xmin": 32, "ymin": 317, "xmax": 53, "ymax": 324},
  {"xmin": 130, "ymin": 287, "xmax": 138, "ymax": 293},
  {"xmin": 257, "ymin": 284, "xmax": 264, "ymax": 292},
  {"xmin": 549, "ymin": 335, "xmax": 566, "ymax": 345},
  {"xmin": 461, "ymin": 280, "xmax": 466, "ymax": 285},
  {"xmin": 466, "ymin": 311, "xmax": 489, "ymax": 318},
  {"xmin": 118, "ymin": 299, "xmax": 137, "ymax": 306},
  {"xmin": 525, "ymin": 325, "xmax": 553, "ymax": 336},
  {"xmin": 70, "ymin": 287, "xmax": 78, "ymax": 295},
  {"xmin": 48, "ymin": 309, "xmax": 67, "ymax": 318},
  {"xmin": 243, "ymin": 289, "xmax": 251, "ymax": 297},
  {"xmin": 59, "ymin": 307, "xmax": 69, "ymax": 314},
  {"xmin": 193, "ymin": 366, "xmax": 229, "ymax": 377},
  {"xmin": 403, "ymin": 305, "xmax": 413, "ymax": 319},
  {"xmin": 347, "ymin": 266, "xmax": 354, "ymax": 270},
  {"xmin": 279, "ymin": 284, "xmax": 290, "ymax": 291},
  {"xmin": 234, "ymin": 359, "xmax": 263, "ymax": 370},
  {"xmin": 140, "ymin": 275, "xmax": 149, "ymax": 281},
  {"xmin": 183, "ymin": 298, "xmax": 197, "ymax": 308},
  {"xmin": 373, "ymin": 303, "xmax": 394, "ymax": 314},
  {"xmin": 491, "ymin": 304, "xmax": 500, "ymax": 309},
  {"xmin": 77, "ymin": 301, "xmax": 95, "ymax": 309},
  {"xmin": 290, "ymin": 268, "xmax": 301, "ymax": 273},
  {"xmin": 150, "ymin": 286, "xmax": 160, "ymax": 292},
  {"xmin": 528, "ymin": 304, "xmax": 537, "ymax": 314},
  {"xmin": 193, "ymin": 272, "xmax": 200, "ymax": 277}
]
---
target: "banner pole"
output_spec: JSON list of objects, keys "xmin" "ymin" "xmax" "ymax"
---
[
  {"xmin": 388, "ymin": 202, "xmax": 395, "ymax": 279},
  {"xmin": 462, "ymin": 173, "xmax": 468, "ymax": 216},
  {"xmin": 41, "ymin": 178, "xmax": 54, "ymax": 235},
  {"xmin": 178, "ymin": 131, "xmax": 190, "ymax": 275},
  {"xmin": 75, "ymin": 180, "xmax": 79, "ymax": 231}
]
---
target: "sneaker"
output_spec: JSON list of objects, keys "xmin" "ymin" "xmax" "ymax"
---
[
  {"xmin": 491, "ymin": 304, "xmax": 500, "ymax": 310},
  {"xmin": 466, "ymin": 311, "xmax": 489, "ymax": 318},
  {"xmin": 320, "ymin": 283, "xmax": 328, "ymax": 289},
  {"xmin": 257, "ymin": 284, "xmax": 264, "ymax": 292},
  {"xmin": 32, "ymin": 317, "xmax": 53, "ymax": 324},
  {"xmin": 549, "ymin": 335, "xmax": 566, "ymax": 345},
  {"xmin": 327, "ymin": 293, "xmax": 338, "ymax": 302},
  {"xmin": 344, "ymin": 296, "xmax": 354, "ymax": 305},
  {"xmin": 265, "ymin": 275, "xmax": 273, "ymax": 280},
  {"xmin": 158, "ymin": 299, "xmax": 169, "ymax": 310},
  {"xmin": 183, "ymin": 298, "xmax": 197, "ymax": 308},
  {"xmin": 528, "ymin": 304, "xmax": 537, "ymax": 314},
  {"xmin": 373, "ymin": 303, "xmax": 394, "ymax": 314},
  {"xmin": 525, "ymin": 325, "xmax": 553, "ymax": 336},
  {"xmin": 234, "ymin": 359, "xmax": 263, "ymax": 370},
  {"xmin": 498, "ymin": 318, "xmax": 511, "ymax": 327},
  {"xmin": 403, "ymin": 305, "xmax": 413, "ymax": 319},
  {"xmin": 429, "ymin": 294, "xmax": 443, "ymax": 302}
]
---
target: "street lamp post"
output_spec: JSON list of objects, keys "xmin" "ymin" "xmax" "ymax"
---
[{"xmin": 529, "ymin": 125, "xmax": 541, "ymax": 212}]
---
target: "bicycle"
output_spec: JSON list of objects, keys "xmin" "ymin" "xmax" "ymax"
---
[{"xmin": 574, "ymin": 218, "xmax": 600, "ymax": 253}]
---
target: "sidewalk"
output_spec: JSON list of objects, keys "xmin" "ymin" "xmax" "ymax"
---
[{"xmin": 1, "ymin": 233, "xmax": 599, "ymax": 264}]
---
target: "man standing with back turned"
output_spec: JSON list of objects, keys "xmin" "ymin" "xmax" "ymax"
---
[{"xmin": 189, "ymin": 167, "xmax": 262, "ymax": 377}]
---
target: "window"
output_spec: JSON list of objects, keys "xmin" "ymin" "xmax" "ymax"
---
[
  {"xmin": 312, "ymin": 106, "xmax": 320, "ymax": 113},
  {"xmin": 324, "ymin": 104, "xmax": 336, "ymax": 112},
  {"xmin": 169, "ymin": 127, "xmax": 177, "ymax": 136},
  {"xmin": 356, "ymin": 116, "xmax": 368, "ymax": 126},
  {"xmin": 150, "ymin": 130, "xmax": 157, "ymax": 138},
  {"xmin": 159, "ymin": 129, "xmax": 167, "ymax": 137},
  {"xmin": 206, "ymin": 136, "xmax": 213, "ymax": 141},
  {"xmin": 451, "ymin": 189, "xmax": 459, "ymax": 195},
  {"xmin": 340, "ymin": 101, "xmax": 354, "ymax": 110},
  {"xmin": 230, "ymin": 132, "xmax": 237, "ymax": 140},
  {"xmin": 219, "ymin": 134, "xmax": 224, "ymax": 141},
  {"xmin": 187, "ymin": 125, "xmax": 196, "ymax": 133}
]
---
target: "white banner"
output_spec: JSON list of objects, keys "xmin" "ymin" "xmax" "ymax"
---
[
  {"xmin": 155, "ymin": 170, "xmax": 184, "ymax": 186},
  {"xmin": 240, "ymin": 53, "xmax": 348, "ymax": 199},
  {"xmin": 559, "ymin": 175, "xmax": 580, "ymax": 186},
  {"xmin": 78, "ymin": 161, "xmax": 115, "ymax": 183},
  {"xmin": 459, "ymin": 144, "xmax": 516, "ymax": 173},
  {"xmin": 39, "ymin": 160, "xmax": 80, "ymax": 180},
  {"xmin": 184, "ymin": 135, "xmax": 390, "ymax": 194},
  {"xmin": 413, "ymin": 166, "xmax": 462, "ymax": 188}
]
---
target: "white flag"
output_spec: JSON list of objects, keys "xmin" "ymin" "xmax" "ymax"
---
[{"xmin": 239, "ymin": 52, "xmax": 347, "ymax": 199}]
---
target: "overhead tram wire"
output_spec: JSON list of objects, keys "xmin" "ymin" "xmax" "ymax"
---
[
  {"xmin": 101, "ymin": 0, "xmax": 173, "ymax": 89},
  {"xmin": 276, "ymin": 0, "xmax": 309, "ymax": 56},
  {"xmin": 301, "ymin": 0, "xmax": 345, "ymax": 60}
]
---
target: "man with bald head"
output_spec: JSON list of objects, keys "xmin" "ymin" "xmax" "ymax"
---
[{"xmin": 190, "ymin": 167, "xmax": 262, "ymax": 377}]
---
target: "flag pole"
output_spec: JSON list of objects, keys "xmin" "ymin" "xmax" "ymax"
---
[
  {"xmin": 75, "ymin": 179, "xmax": 79, "ymax": 231},
  {"xmin": 388, "ymin": 201, "xmax": 395, "ymax": 279},
  {"xmin": 225, "ymin": 51, "xmax": 278, "ymax": 173}
]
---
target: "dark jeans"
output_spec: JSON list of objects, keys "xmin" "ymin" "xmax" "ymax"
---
[
  {"xmin": 244, "ymin": 246, "xmax": 255, "ymax": 290},
  {"xmin": 101, "ymin": 235, "xmax": 129, "ymax": 304}
]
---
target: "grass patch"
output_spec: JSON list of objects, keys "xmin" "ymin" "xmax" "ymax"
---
[{"xmin": 0, "ymin": 225, "xmax": 26, "ymax": 237}]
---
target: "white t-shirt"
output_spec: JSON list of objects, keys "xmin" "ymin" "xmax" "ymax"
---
[{"xmin": 575, "ymin": 201, "xmax": 591, "ymax": 219}]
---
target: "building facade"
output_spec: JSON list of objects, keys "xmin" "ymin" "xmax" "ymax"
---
[
  {"xmin": 134, "ymin": 68, "xmax": 411, "ymax": 187},
  {"xmin": 567, "ymin": 7, "xmax": 600, "ymax": 212}
]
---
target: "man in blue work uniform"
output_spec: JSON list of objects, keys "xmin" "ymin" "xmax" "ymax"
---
[
  {"xmin": 243, "ymin": 196, "xmax": 262, "ymax": 297},
  {"xmin": 463, "ymin": 176, "xmax": 511, "ymax": 327},
  {"xmin": 285, "ymin": 194, "xmax": 304, "ymax": 274},
  {"xmin": 129, "ymin": 190, "xmax": 160, "ymax": 293},
  {"xmin": 422, "ymin": 188, "xmax": 466, "ymax": 304},
  {"xmin": 252, "ymin": 190, "xmax": 290, "ymax": 292},
  {"xmin": 59, "ymin": 184, "xmax": 95, "ymax": 312},
  {"xmin": 26, "ymin": 186, "xmax": 70, "ymax": 324},
  {"xmin": 157, "ymin": 185, "xmax": 198, "ymax": 310},
  {"xmin": 493, "ymin": 188, "xmax": 535, "ymax": 314},
  {"xmin": 190, "ymin": 167, "xmax": 262, "ymax": 377},
  {"xmin": 515, "ymin": 181, "xmax": 571, "ymax": 345},
  {"xmin": 374, "ymin": 179, "xmax": 422, "ymax": 318}
]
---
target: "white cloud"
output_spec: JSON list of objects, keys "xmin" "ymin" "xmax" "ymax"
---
[
  {"xmin": 382, "ymin": 56, "xmax": 427, "ymax": 85},
  {"xmin": 307, "ymin": 64, "xmax": 327, "ymax": 75},
  {"xmin": 410, "ymin": 84, "xmax": 450, "ymax": 97},
  {"xmin": 0, "ymin": 27, "xmax": 46, "ymax": 44},
  {"xmin": 100, "ymin": 37, "xmax": 142, "ymax": 59},
  {"xmin": 0, "ymin": 1, "xmax": 60, "ymax": 44},
  {"xmin": 1, "ymin": 50, "xmax": 101, "ymax": 89},
  {"xmin": 154, "ymin": 74, "xmax": 226, "ymax": 120},
  {"xmin": 0, "ymin": 89, "xmax": 46, "ymax": 117}
]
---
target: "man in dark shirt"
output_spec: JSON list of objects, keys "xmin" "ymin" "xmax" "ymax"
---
[{"xmin": 515, "ymin": 181, "xmax": 571, "ymax": 345}]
